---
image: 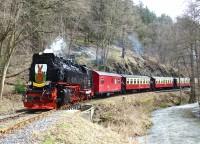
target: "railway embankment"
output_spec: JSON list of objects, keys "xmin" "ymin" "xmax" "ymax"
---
[
  {"xmin": 35, "ymin": 111, "xmax": 130, "ymax": 144},
  {"xmin": 90, "ymin": 90, "xmax": 190, "ymax": 142}
]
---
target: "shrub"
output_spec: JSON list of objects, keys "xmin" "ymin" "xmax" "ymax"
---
[{"xmin": 14, "ymin": 80, "xmax": 26, "ymax": 94}]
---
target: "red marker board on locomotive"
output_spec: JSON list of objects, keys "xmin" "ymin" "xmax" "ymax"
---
[{"xmin": 92, "ymin": 71, "xmax": 122, "ymax": 95}]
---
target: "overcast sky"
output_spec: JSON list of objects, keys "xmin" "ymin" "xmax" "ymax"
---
[{"xmin": 134, "ymin": 0, "xmax": 189, "ymax": 19}]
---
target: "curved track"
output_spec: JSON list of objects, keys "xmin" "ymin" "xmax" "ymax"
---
[
  {"xmin": 0, "ymin": 110, "xmax": 55, "ymax": 135},
  {"xmin": 0, "ymin": 103, "xmax": 84, "ymax": 136}
]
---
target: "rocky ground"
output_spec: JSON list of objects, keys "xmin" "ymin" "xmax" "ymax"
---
[{"xmin": 73, "ymin": 45, "xmax": 181, "ymax": 77}]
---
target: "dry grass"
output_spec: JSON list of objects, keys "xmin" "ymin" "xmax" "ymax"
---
[
  {"xmin": 0, "ymin": 84, "xmax": 24, "ymax": 115},
  {"xmin": 0, "ymin": 93, "xmax": 23, "ymax": 114},
  {"xmin": 34, "ymin": 111, "xmax": 135, "ymax": 144},
  {"xmin": 90, "ymin": 91, "xmax": 190, "ymax": 138}
]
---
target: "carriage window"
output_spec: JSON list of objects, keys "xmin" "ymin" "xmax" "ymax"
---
[
  {"xmin": 100, "ymin": 78, "xmax": 104, "ymax": 84},
  {"xmin": 114, "ymin": 79, "xmax": 117, "ymax": 84},
  {"xmin": 117, "ymin": 79, "xmax": 120, "ymax": 84},
  {"xmin": 112, "ymin": 78, "xmax": 117, "ymax": 84},
  {"xmin": 134, "ymin": 79, "xmax": 136, "ymax": 84},
  {"xmin": 131, "ymin": 79, "xmax": 133, "ymax": 84}
]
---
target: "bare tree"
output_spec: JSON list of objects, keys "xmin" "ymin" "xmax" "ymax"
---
[{"xmin": 0, "ymin": 1, "xmax": 32, "ymax": 100}]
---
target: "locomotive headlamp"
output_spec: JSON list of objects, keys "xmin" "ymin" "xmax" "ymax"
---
[
  {"xmin": 27, "ymin": 81, "xmax": 32, "ymax": 86},
  {"xmin": 45, "ymin": 81, "xmax": 51, "ymax": 85}
]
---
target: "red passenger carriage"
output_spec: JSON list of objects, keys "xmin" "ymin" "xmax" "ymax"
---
[{"xmin": 92, "ymin": 71, "xmax": 122, "ymax": 95}]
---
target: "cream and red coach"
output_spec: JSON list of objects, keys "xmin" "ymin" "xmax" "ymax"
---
[
  {"xmin": 153, "ymin": 77, "xmax": 174, "ymax": 89},
  {"xmin": 122, "ymin": 75, "xmax": 150, "ymax": 91},
  {"xmin": 174, "ymin": 77, "xmax": 190, "ymax": 88}
]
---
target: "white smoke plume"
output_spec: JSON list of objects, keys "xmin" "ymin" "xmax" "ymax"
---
[
  {"xmin": 128, "ymin": 33, "xmax": 144, "ymax": 56},
  {"xmin": 44, "ymin": 36, "xmax": 68, "ymax": 57}
]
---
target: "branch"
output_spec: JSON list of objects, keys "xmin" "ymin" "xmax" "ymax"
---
[
  {"xmin": 5, "ymin": 82, "xmax": 15, "ymax": 86},
  {"xmin": 6, "ymin": 68, "xmax": 28, "ymax": 78},
  {"xmin": 0, "ymin": 68, "xmax": 28, "ymax": 78}
]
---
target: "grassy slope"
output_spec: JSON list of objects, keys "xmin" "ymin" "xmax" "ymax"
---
[
  {"xmin": 34, "ymin": 111, "xmax": 133, "ymax": 144},
  {"xmin": 90, "ymin": 91, "xmax": 190, "ymax": 138}
]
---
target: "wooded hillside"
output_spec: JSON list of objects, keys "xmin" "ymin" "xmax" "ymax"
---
[{"xmin": 0, "ymin": 0, "xmax": 199, "ymax": 102}]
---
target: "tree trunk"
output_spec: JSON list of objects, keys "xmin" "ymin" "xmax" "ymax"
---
[
  {"xmin": 0, "ymin": 60, "xmax": 10, "ymax": 100},
  {"xmin": 96, "ymin": 46, "xmax": 99, "ymax": 66},
  {"xmin": 121, "ymin": 28, "xmax": 125, "ymax": 59},
  {"xmin": 194, "ymin": 41, "xmax": 200, "ymax": 105},
  {"xmin": 189, "ymin": 44, "xmax": 196, "ymax": 103}
]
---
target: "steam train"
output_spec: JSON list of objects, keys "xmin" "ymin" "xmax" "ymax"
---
[{"xmin": 23, "ymin": 53, "xmax": 190, "ymax": 110}]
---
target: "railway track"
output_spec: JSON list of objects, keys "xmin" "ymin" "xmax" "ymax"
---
[
  {"xmin": 0, "ymin": 109, "xmax": 56, "ymax": 135},
  {"xmin": 0, "ymin": 111, "xmax": 27, "ymax": 123},
  {"xmin": 0, "ymin": 103, "xmax": 84, "ymax": 136}
]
